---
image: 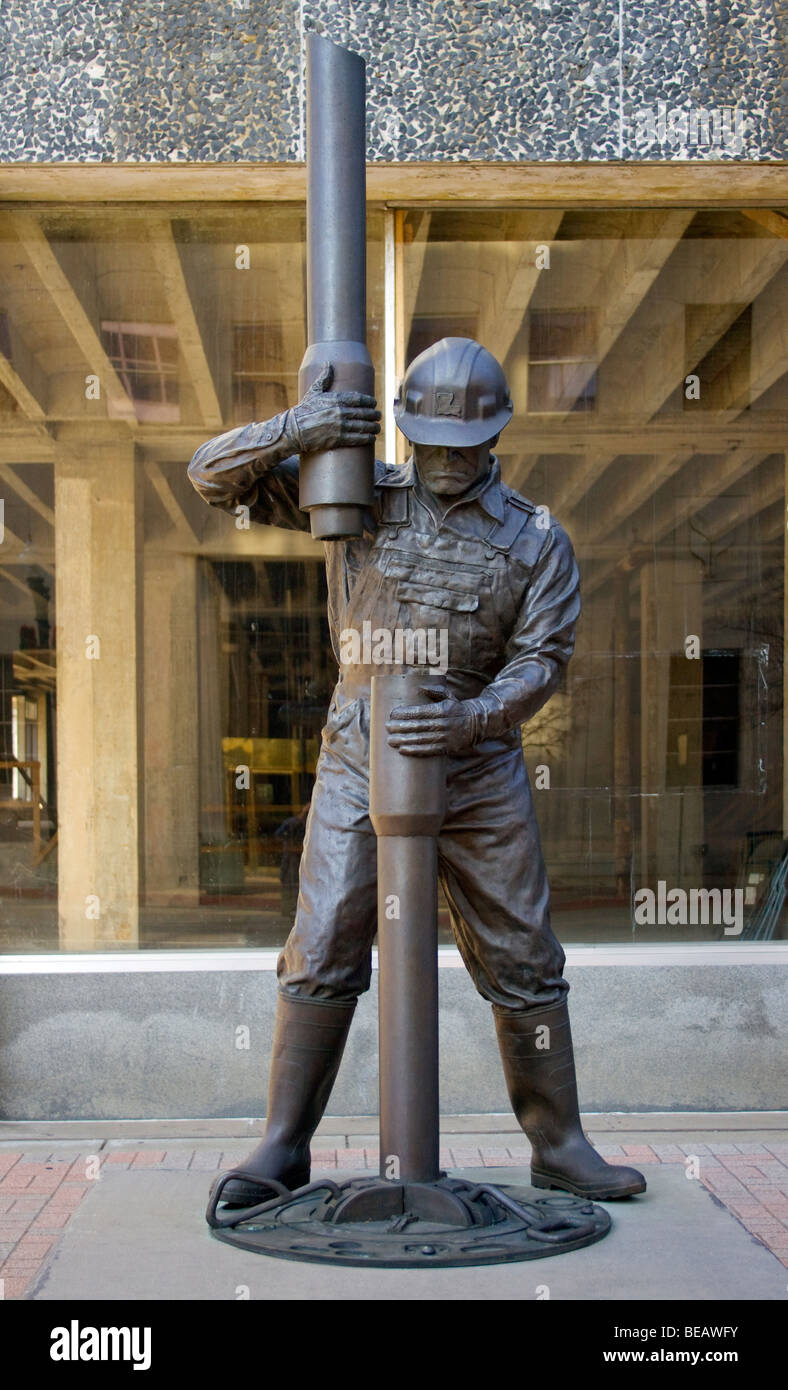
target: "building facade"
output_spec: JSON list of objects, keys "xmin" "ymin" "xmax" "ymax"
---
[{"xmin": 0, "ymin": 0, "xmax": 786, "ymax": 1116}]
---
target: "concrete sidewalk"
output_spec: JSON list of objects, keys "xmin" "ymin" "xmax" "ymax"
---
[{"xmin": 1, "ymin": 1116, "xmax": 787, "ymax": 1301}]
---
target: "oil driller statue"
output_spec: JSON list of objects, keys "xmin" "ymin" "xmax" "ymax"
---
[{"xmin": 188, "ymin": 335, "xmax": 646, "ymax": 1208}]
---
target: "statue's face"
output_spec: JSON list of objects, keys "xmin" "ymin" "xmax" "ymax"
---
[{"xmin": 413, "ymin": 441, "xmax": 492, "ymax": 497}]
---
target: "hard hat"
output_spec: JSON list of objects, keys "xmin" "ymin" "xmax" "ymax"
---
[{"xmin": 394, "ymin": 337, "xmax": 513, "ymax": 447}]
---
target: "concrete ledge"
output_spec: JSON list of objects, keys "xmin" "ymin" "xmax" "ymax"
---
[
  {"xmin": 1, "ymin": 1111, "xmax": 787, "ymax": 1142},
  {"xmin": 0, "ymin": 962, "xmax": 785, "ymax": 1117}
]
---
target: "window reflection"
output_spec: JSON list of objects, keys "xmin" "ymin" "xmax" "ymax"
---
[{"xmin": 403, "ymin": 208, "xmax": 787, "ymax": 944}]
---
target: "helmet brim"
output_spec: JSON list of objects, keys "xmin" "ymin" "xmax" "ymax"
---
[{"xmin": 394, "ymin": 405, "xmax": 513, "ymax": 448}]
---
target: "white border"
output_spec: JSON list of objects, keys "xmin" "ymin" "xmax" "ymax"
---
[{"xmin": 0, "ymin": 943, "xmax": 785, "ymax": 973}]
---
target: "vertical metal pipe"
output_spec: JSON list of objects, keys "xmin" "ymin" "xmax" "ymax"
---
[
  {"xmin": 305, "ymin": 34, "xmax": 366, "ymax": 346},
  {"xmin": 370, "ymin": 670, "xmax": 447, "ymax": 1185},
  {"xmin": 298, "ymin": 33, "xmax": 375, "ymax": 541},
  {"xmin": 376, "ymin": 835, "xmax": 439, "ymax": 1183}
]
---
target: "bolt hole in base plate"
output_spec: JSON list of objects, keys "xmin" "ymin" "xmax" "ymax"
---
[{"xmin": 206, "ymin": 1174, "xmax": 612, "ymax": 1268}]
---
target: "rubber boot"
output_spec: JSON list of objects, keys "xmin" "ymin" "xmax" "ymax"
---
[
  {"xmin": 494, "ymin": 998, "xmax": 646, "ymax": 1200},
  {"xmin": 218, "ymin": 993, "xmax": 356, "ymax": 1207}
]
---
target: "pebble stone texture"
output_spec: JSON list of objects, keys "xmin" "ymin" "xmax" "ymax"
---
[{"xmin": 0, "ymin": 0, "xmax": 786, "ymax": 163}]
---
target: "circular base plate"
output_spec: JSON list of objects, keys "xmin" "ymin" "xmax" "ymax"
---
[{"xmin": 207, "ymin": 1175, "xmax": 612, "ymax": 1268}]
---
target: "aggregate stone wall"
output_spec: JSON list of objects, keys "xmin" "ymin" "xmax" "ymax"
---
[
  {"xmin": 0, "ymin": 0, "xmax": 785, "ymax": 163},
  {"xmin": 0, "ymin": 964, "xmax": 784, "ymax": 1118}
]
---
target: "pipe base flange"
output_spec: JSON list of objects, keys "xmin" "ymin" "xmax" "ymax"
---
[{"xmin": 206, "ymin": 1172, "xmax": 611, "ymax": 1268}]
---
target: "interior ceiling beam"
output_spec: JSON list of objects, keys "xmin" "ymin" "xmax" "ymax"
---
[
  {"xmin": 1, "ymin": 211, "xmax": 136, "ymax": 422},
  {"xmin": 0, "ymin": 564, "xmax": 38, "ymax": 598},
  {"xmin": 146, "ymin": 215, "xmax": 223, "ymax": 431},
  {"xmin": 500, "ymin": 419, "xmax": 788, "ymax": 453},
  {"xmin": 0, "ymin": 315, "xmax": 49, "ymax": 421},
  {"xmin": 562, "ymin": 237, "xmax": 788, "ymax": 569},
  {"xmin": 476, "ymin": 212, "xmax": 565, "ymax": 370},
  {"xmin": 144, "ymin": 459, "xmax": 200, "ymax": 544},
  {"xmin": 740, "ymin": 208, "xmax": 788, "ymax": 239},
  {"xmin": 580, "ymin": 446, "xmax": 780, "ymax": 598},
  {"xmin": 0, "ymin": 463, "xmax": 54, "ymax": 526}
]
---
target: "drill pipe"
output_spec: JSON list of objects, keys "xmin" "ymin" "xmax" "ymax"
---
[
  {"xmin": 370, "ymin": 669, "xmax": 448, "ymax": 1185},
  {"xmin": 298, "ymin": 33, "xmax": 375, "ymax": 541}
]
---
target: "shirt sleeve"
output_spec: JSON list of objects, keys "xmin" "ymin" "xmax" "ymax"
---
[
  {"xmin": 186, "ymin": 410, "xmax": 309, "ymax": 532},
  {"xmin": 476, "ymin": 520, "xmax": 581, "ymax": 736}
]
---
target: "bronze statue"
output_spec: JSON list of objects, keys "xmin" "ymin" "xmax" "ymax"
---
[{"xmin": 188, "ymin": 335, "xmax": 646, "ymax": 1208}]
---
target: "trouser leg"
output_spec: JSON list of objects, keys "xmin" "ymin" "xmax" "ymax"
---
[
  {"xmin": 278, "ymin": 703, "xmax": 378, "ymax": 1001},
  {"xmin": 438, "ymin": 742, "xmax": 567, "ymax": 1008}
]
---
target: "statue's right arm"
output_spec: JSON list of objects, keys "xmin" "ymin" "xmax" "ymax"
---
[{"xmin": 187, "ymin": 409, "xmax": 308, "ymax": 531}]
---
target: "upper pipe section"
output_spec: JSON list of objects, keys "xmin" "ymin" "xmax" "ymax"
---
[{"xmin": 305, "ymin": 33, "xmax": 367, "ymax": 345}]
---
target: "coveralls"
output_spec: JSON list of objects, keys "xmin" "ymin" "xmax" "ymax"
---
[{"xmin": 188, "ymin": 410, "xmax": 581, "ymax": 1012}]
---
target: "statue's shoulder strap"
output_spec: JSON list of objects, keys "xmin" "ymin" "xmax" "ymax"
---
[
  {"xmin": 483, "ymin": 488, "xmax": 535, "ymax": 554},
  {"xmin": 374, "ymin": 461, "xmax": 412, "ymax": 531}
]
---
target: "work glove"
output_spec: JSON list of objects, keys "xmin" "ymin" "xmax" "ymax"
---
[
  {"xmin": 285, "ymin": 362, "xmax": 381, "ymax": 454},
  {"xmin": 386, "ymin": 686, "xmax": 506, "ymax": 757}
]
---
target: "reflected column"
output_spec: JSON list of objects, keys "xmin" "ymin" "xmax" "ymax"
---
[{"xmin": 54, "ymin": 425, "xmax": 142, "ymax": 948}]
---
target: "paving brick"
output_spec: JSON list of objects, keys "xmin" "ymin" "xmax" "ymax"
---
[
  {"xmin": 9, "ymin": 1196, "xmax": 47, "ymax": 1216},
  {"xmin": 156, "ymin": 1152, "xmax": 193, "ymax": 1170},
  {"xmin": 761, "ymin": 1197, "xmax": 788, "ymax": 1215},
  {"xmin": 0, "ymin": 1154, "xmax": 22, "ymax": 1177},
  {"xmin": 652, "ymin": 1144, "xmax": 684, "ymax": 1159},
  {"xmin": 31, "ymin": 1211, "xmax": 71, "ymax": 1231},
  {"xmin": 104, "ymin": 1152, "xmax": 138, "ymax": 1166},
  {"xmin": 0, "ymin": 1222, "xmax": 33, "ymax": 1241},
  {"xmin": 340, "ymin": 1148, "xmax": 369, "ymax": 1168},
  {"xmin": 47, "ymin": 1184, "xmax": 90, "ymax": 1208},
  {"xmin": 14, "ymin": 1235, "xmax": 54, "ymax": 1256},
  {"xmin": 186, "ymin": 1151, "xmax": 223, "ymax": 1172},
  {"xmin": 448, "ymin": 1148, "xmax": 482, "ymax": 1167},
  {"xmin": 0, "ymin": 1276, "xmax": 33, "ymax": 1298},
  {"xmin": 0, "ymin": 1174, "xmax": 32, "ymax": 1192},
  {"xmin": 622, "ymin": 1145, "xmax": 657, "ymax": 1157},
  {"xmin": 130, "ymin": 1151, "xmax": 167, "ymax": 1169},
  {"xmin": 707, "ymin": 1143, "xmax": 742, "ymax": 1155}
]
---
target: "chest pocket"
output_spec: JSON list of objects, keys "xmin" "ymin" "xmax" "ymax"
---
[
  {"xmin": 396, "ymin": 580, "xmax": 479, "ymax": 613},
  {"xmin": 386, "ymin": 552, "xmax": 487, "ymax": 615}
]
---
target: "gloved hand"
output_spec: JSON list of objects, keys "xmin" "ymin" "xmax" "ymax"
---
[
  {"xmin": 386, "ymin": 687, "xmax": 500, "ymax": 757},
  {"xmin": 285, "ymin": 362, "xmax": 381, "ymax": 454}
]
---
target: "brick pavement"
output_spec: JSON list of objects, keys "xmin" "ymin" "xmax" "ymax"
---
[{"xmin": 1, "ymin": 1137, "xmax": 787, "ymax": 1298}]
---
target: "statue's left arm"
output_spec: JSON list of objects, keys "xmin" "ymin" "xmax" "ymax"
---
[{"xmin": 471, "ymin": 519, "xmax": 581, "ymax": 740}]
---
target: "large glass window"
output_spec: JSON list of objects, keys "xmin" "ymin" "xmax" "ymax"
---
[
  {"xmin": 0, "ymin": 199, "xmax": 785, "ymax": 950},
  {"xmin": 401, "ymin": 208, "xmax": 787, "ymax": 943}
]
